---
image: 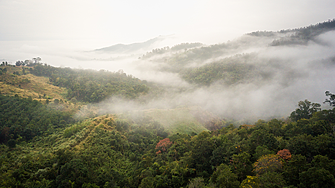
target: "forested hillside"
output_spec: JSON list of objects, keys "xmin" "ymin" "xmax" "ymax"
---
[
  {"xmin": 1, "ymin": 98, "xmax": 335, "ymax": 187},
  {"xmin": 139, "ymin": 19, "xmax": 335, "ymax": 87},
  {"xmin": 0, "ymin": 95, "xmax": 74, "ymax": 144},
  {"xmin": 30, "ymin": 63, "xmax": 149, "ymax": 103}
]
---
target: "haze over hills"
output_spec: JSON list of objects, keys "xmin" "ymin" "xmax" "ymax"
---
[
  {"xmin": 2, "ymin": 19, "xmax": 335, "ymax": 121},
  {"xmin": 85, "ymin": 19, "xmax": 335, "ymax": 120},
  {"xmin": 1, "ymin": 19, "xmax": 335, "ymax": 188}
]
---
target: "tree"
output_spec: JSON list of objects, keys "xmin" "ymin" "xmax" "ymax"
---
[
  {"xmin": 139, "ymin": 177, "xmax": 155, "ymax": 188},
  {"xmin": 258, "ymin": 172, "xmax": 286, "ymax": 188},
  {"xmin": 7, "ymin": 139, "xmax": 16, "ymax": 148},
  {"xmin": 56, "ymin": 158, "xmax": 89, "ymax": 187},
  {"xmin": 54, "ymin": 99, "xmax": 59, "ymax": 105},
  {"xmin": 253, "ymin": 145, "xmax": 275, "ymax": 160},
  {"xmin": 187, "ymin": 177, "xmax": 206, "ymax": 188},
  {"xmin": 191, "ymin": 131, "xmax": 216, "ymax": 176},
  {"xmin": 210, "ymin": 164, "xmax": 240, "ymax": 188},
  {"xmin": 282, "ymin": 154, "xmax": 309, "ymax": 186},
  {"xmin": 16, "ymin": 61, "xmax": 22, "ymax": 66},
  {"xmin": 287, "ymin": 134, "xmax": 314, "ymax": 158},
  {"xmin": 299, "ymin": 167, "xmax": 335, "ymax": 188},
  {"xmin": 277, "ymin": 149, "xmax": 291, "ymax": 161},
  {"xmin": 33, "ymin": 57, "xmax": 41, "ymax": 64},
  {"xmin": 240, "ymin": 176, "xmax": 260, "ymax": 188},
  {"xmin": 311, "ymin": 155, "xmax": 335, "ymax": 175},
  {"xmin": 290, "ymin": 100, "xmax": 321, "ymax": 121},
  {"xmin": 155, "ymin": 138, "xmax": 173, "ymax": 154},
  {"xmin": 324, "ymin": 91, "xmax": 335, "ymax": 107},
  {"xmin": 253, "ymin": 154, "xmax": 283, "ymax": 175},
  {"xmin": 248, "ymin": 129, "xmax": 278, "ymax": 151},
  {"xmin": 229, "ymin": 152, "xmax": 252, "ymax": 181}
]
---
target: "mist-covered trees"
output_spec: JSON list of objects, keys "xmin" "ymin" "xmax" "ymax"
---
[
  {"xmin": 1, "ymin": 100, "xmax": 335, "ymax": 187},
  {"xmin": 324, "ymin": 91, "xmax": 335, "ymax": 107},
  {"xmin": 289, "ymin": 100, "xmax": 321, "ymax": 121},
  {"xmin": 271, "ymin": 19, "xmax": 335, "ymax": 46},
  {"xmin": 1, "ymin": 60, "xmax": 335, "ymax": 188},
  {"xmin": 181, "ymin": 59, "xmax": 255, "ymax": 86},
  {"xmin": 29, "ymin": 63, "xmax": 149, "ymax": 102},
  {"xmin": 140, "ymin": 43, "xmax": 203, "ymax": 60}
]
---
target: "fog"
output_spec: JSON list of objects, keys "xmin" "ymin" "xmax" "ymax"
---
[
  {"xmin": 70, "ymin": 31, "xmax": 335, "ymax": 122},
  {"xmin": 1, "ymin": 27, "xmax": 335, "ymax": 122}
]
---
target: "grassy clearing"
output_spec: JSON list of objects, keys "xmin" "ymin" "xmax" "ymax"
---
[
  {"xmin": 0, "ymin": 67, "xmax": 67, "ymax": 101},
  {"xmin": 20, "ymin": 74, "xmax": 67, "ymax": 100}
]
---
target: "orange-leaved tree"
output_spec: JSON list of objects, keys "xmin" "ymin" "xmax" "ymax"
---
[
  {"xmin": 155, "ymin": 138, "xmax": 172, "ymax": 154},
  {"xmin": 253, "ymin": 154, "xmax": 283, "ymax": 175},
  {"xmin": 277, "ymin": 149, "xmax": 292, "ymax": 161}
]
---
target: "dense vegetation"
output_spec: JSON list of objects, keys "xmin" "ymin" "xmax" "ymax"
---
[
  {"xmin": 270, "ymin": 19, "xmax": 335, "ymax": 46},
  {"xmin": 1, "ymin": 96, "xmax": 335, "ymax": 187},
  {"xmin": 0, "ymin": 95, "xmax": 74, "ymax": 144},
  {"xmin": 180, "ymin": 54, "xmax": 257, "ymax": 86},
  {"xmin": 30, "ymin": 63, "xmax": 149, "ymax": 103}
]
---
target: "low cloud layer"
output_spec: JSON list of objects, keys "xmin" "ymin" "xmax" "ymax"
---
[
  {"xmin": 89, "ymin": 31, "xmax": 335, "ymax": 121},
  {"xmin": 2, "ymin": 31, "xmax": 335, "ymax": 122}
]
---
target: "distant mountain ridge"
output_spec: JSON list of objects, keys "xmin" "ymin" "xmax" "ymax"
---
[
  {"xmin": 248, "ymin": 19, "xmax": 335, "ymax": 46},
  {"xmin": 136, "ymin": 18, "xmax": 335, "ymax": 87}
]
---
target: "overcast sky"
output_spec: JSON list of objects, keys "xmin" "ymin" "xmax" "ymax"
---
[{"xmin": 1, "ymin": 0, "xmax": 335, "ymax": 48}]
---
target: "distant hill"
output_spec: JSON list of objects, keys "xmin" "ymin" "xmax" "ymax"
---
[{"xmin": 94, "ymin": 35, "xmax": 169, "ymax": 54}]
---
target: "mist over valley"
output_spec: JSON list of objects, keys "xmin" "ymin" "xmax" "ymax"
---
[
  {"xmin": 6, "ymin": 20, "xmax": 334, "ymax": 122},
  {"xmin": 2, "ymin": 1, "xmax": 335, "ymax": 186}
]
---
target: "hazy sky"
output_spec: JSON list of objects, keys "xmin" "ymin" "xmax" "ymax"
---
[{"xmin": 1, "ymin": 0, "xmax": 335, "ymax": 47}]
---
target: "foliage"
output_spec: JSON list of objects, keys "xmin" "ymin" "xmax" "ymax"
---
[
  {"xmin": 210, "ymin": 164, "xmax": 240, "ymax": 188},
  {"xmin": 324, "ymin": 91, "xmax": 335, "ymax": 107},
  {"xmin": 240, "ymin": 176, "xmax": 260, "ymax": 188},
  {"xmin": 187, "ymin": 177, "xmax": 206, "ymax": 188},
  {"xmin": 298, "ymin": 167, "xmax": 335, "ymax": 188},
  {"xmin": 180, "ymin": 55, "xmax": 256, "ymax": 86},
  {"xmin": 253, "ymin": 145, "xmax": 275, "ymax": 160},
  {"xmin": 229, "ymin": 152, "xmax": 252, "ymax": 181},
  {"xmin": 271, "ymin": 19, "xmax": 335, "ymax": 46},
  {"xmin": 282, "ymin": 154, "xmax": 309, "ymax": 186},
  {"xmin": 253, "ymin": 154, "xmax": 283, "ymax": 175},
  {"xmin": 63, "ymin": 122, "xmax": 88, "ymax": 138},
  {"xmin": 141, "ymin": 43, "xmax": 203, "ymax": 60},
  {"xmin": 29, "ymin": 63, "xmax": 149, "ymax": 102},
  {"xmin": 0, "ymin": 68, "xmax": 68, "ymax": 102},
  {"xmin": 289, "ymin": 100, "xmax": 321, "ymax": 121},
  {"xmin": 258, "ymin": 172, "xmax": 286, "ymax": 188},
  {"xmin": 155, "ymin": 138, "xmax": 173, "ymax": 154},
  {"xmin": 0, "ymin": 94, "xmax": 73, "ymax": 144},
  {"xmin": 1, "ymin": 92, "xmax": 335, "ymax": 187},
  {"xmin": 277, "ymin": 149, "xmax": 291, "ymax": 161}
]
